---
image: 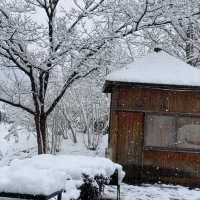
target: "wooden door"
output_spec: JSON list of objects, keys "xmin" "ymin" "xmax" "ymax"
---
[
  {"xmin": 117, "ymin": 112, "xmax": 144, "ymax": 166},
  {"xmin": 109, "ymin": 111, "xmax": 118, "ymax": 162}
]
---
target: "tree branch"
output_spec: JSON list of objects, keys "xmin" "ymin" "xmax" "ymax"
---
[
  {"xmin": 46, "ymin": 67, "xmax": 98, "ymax": 116},
  {"xmin": 0, "ymin": 98, "xmax": 34, "ymax": 115}
]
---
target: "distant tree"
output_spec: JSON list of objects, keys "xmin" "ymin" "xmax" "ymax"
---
[{"xmin": 142, "ymin": 0, "xmax": 200, "ymax": 66}]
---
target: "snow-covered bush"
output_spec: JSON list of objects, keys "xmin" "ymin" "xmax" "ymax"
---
[
  {"xmin": 78, "ymin": 173, "xmax": 110, "ymax": 200},
  {"xmin": 94, "ymin": 174, "xmax": 110, "ymax": 195},
  {"xmin": 78, "ymin": 174, "xmax": 99, "ymax": 200}
]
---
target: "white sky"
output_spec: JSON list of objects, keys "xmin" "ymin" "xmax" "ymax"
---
[{"xmin": 31, "ymin": 0, "xmax": 75, "ymax": 25}]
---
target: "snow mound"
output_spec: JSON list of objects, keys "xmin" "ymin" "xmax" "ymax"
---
[
  {"xmin": 11, "ymin": 154, "xmax": 125, "ymax": 182},
  {"xmin": 107, "ymin": 51, "xmax": 200, "ymax": 87},
  {"xmin": 0, "ymin": 154, "xmax": 124, "ymax": 195},
  {"xmin": 0, "ymin": 165, "xmax": 66, "ymax": 195}
]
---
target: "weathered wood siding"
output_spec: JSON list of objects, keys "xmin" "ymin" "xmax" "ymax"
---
[
  {"xmin": 109, "ymin": 111, "xmax": 143, "ymax": 164},
  {"xmin": 117, "ymin": 111, "xmax": 143, "ymax": 165},
  {"xmin": 143, "ymin": 150, "xmax": 200, "ymax": 186},
  {"xmin": 109, "ymin": 111, "xmax": 118, "ymax": 162},
  {"xmin": 109, "ymin": 86, "xmax": 200, "ymax": 186},
  {"xmin": 111, "ymin": 87, "xmax": 200, "ymax": 114}
]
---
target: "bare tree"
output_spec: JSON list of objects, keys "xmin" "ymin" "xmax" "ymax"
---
[{"xmin": 0, "ymin": 0, "xmax": 175, "ymax": 154}]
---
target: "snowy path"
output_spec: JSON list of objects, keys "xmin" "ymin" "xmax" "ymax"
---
[{"xmin": 105, "ymin": 184, "xmax": 200, "ymax": 200}]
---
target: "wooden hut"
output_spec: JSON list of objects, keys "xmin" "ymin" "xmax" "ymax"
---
[{"xmin": 104, "ymin": 51, "xmax": 200, "ymax": 186}]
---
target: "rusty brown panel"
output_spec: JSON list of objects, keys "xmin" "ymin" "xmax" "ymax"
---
[
  {"xmin": 115, "ymin": 87, "xmax": 168, "ymax": 112},
  {"xmin": 122, "ymin": 163, "xmax": 200, "ymax": 186},
  {"xmin": 109, "ymin": 111, "xmax": 118, "ymax": 162},
  {"xmin": 143, "ymin": 150, "xmax": 200, "ymax": 177},
  {"xmin": 118, "ymin": 87, "xmax": 131, "ymax": 108},
  {"xmin": 112, "ymin": 87, "xmax": 200, "ymax": 114},
  {"xmin": 111, "ymin": 89, "xmax": 119, "ymax": 108},
  {"xmin": 169, "ymin": 90, "xmax": 200, "ymax": 113},
  {"xmin": 117, "ymin": 112, "xmax": 144, "ymax": 166}
]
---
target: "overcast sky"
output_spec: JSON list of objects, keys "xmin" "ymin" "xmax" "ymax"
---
[{"xmin": 32, "ymin": 0, "xmax": 75, "ymax": 25}]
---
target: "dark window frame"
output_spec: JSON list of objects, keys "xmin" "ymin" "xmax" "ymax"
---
[{"xmin": 144, "ymin": 112, "xmax": 200, "ymax": 153}]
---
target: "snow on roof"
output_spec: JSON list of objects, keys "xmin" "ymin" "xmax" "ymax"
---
[{"xmin": 106, "ymin": 51, "xmax": 200, "ymax": 87}]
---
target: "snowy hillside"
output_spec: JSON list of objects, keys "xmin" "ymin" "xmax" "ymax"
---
[{"xmin": 0, "ymin": 122, "xmax": 108, "ymax": 165}]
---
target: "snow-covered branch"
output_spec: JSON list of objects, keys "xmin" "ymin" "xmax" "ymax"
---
[{"xmin": 0, "ymin": 98, "xmax": 34, "ymax": 115}]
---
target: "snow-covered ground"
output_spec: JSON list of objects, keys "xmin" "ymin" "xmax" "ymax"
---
[
  {"xmin": 0, "ymin": 123, "xmax": 107, "ymax": 166},
  {"xmin": 0, "ymin": 154, "xmax": 124, "ymax": 199},
  {"xmin": 0, "ymin": 123, "xmax": 37, "ymax": 166},
  {"xmin": 0, "ymin": 123, "xmax": 36, "ymax": 157},
  {"xmin": 106, "ymin": 184, "xmax": 200, "ymax": 200},
  {"xmin": 59, "ymin": 132, "xmax": 108, "ymax": 157},
  {"xmin": 0, "ymin": 123, "xmax": 199, "ymax": 200}
]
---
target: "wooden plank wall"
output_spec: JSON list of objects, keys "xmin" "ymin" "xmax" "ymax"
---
[
  {"xmin": 109, "ymin": 86, "xmax": 200, "ymax": 186},
  {"xmin": 111, "ymin": 87, "xmax": 200, "ymax": 114},
  {"xmin": 144, "ymin": 150, "xmax": 200, "ymax": 176},
  {"xmin": 109, "ymin": 111, "xmax": 143, "ymax": 165},
  {"xmin": 109, "ymin": 111, "xmax": 118, "ymax": 162},
  {"xmin": 143, "ymin": 150, "xmax": 200, "ymax": 186},
  {"xmin": 117, "ymin": 111, "xmax": 143, "ymax": 165}
]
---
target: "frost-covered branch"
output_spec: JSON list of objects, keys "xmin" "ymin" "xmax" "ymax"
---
[
  {"xmin": 46, "ymin": 67, "xmax": 98, "ymax": 115},
  {"xmin": 1, "ymin": 0, "xmax": 193, "ymax": 154},
  {"xmin": 0, "ymin": 97, "xmax": 34, "ymax": 114}
]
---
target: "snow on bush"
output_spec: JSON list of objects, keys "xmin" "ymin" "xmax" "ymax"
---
[
  {"xmin": 78, "ymin": 173, "xmax": 110, "ymax": 200},
  {"xmin": 78, "ymin": 173, "xmax": 100, "ymax": 200}
]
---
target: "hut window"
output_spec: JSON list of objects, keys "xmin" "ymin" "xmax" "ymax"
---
[
  {"xmin": 176, "ymin": 116, "xmax": 200, "ymax": 150},
  {"xmin": 145, "ymin": 114, "xmax": 200, "ymax": 150},
  {"xmin": 145, "ymin": 114, "xmax": 176, "ymax": 147}
]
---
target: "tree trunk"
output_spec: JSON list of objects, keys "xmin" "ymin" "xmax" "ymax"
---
[
  {"xmin": 34, "ymin": 114, "xmax": 47, "ymax": 154},
  {"xmin": 186, "ymin": 21, "xmax": 195, "ymax": 66}
]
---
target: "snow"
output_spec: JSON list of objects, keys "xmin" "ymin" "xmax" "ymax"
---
[
  {"xmin": 63, "ymin": 180, "xmax": 81, "ymax": 200},
  {"xmin": 0, "ymin": 123, "xmax": 199, "ymax": 200},
  {"xmin": 10, "ymin": 154, "xmax": 125, "ymax": 183},
  {"xmin": 59, "ymin": 133, "xmax": 108, "ymax": 157},
  {"xmin": 0, "ymin": 166, "xmax": 65, "ymax": 195},
  {"xmin": 0, "ymin": 123, "xmax": 36, "ymax": 163},
  {"xmin": 106, "ymin": 51, "xmax": 200, "ymax": 87},
  {"xmin": 105, "ymin": 183, "xmax": 200, "ymax": 200},
  {"xmin": 0, "ymin": 154, "xmax": 124, "ymax": 196}
]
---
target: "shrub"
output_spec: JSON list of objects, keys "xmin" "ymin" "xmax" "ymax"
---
[{"xmin": 78, "ymin": 173, "xmax": 110, "ymax": 200}]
